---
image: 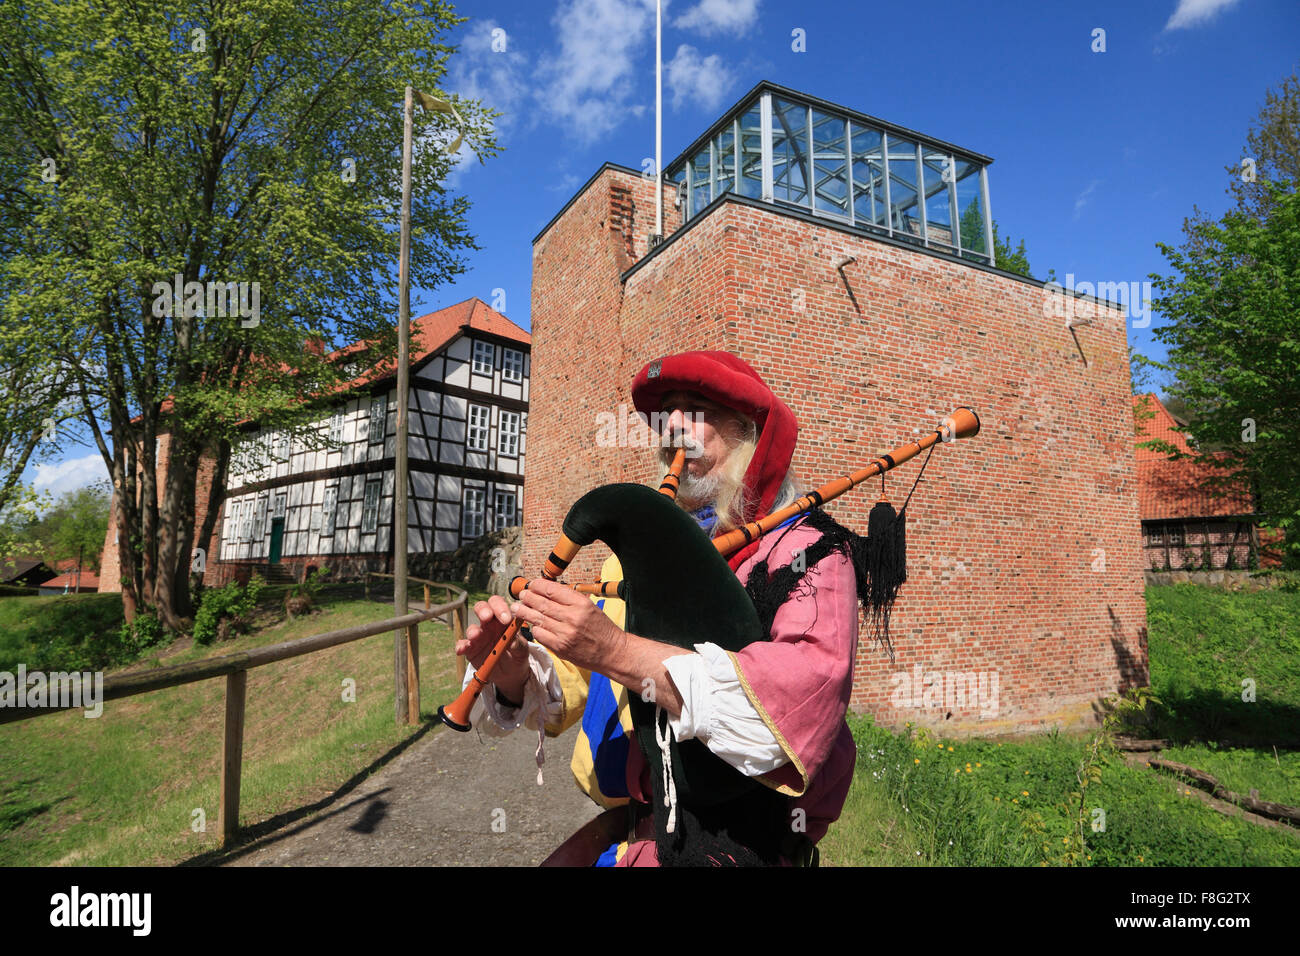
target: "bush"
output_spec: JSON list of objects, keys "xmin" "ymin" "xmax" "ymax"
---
[
  {"xmin": 193, "ymin": 575, "xmax": 264, "ymax": 645},
  {"xmin": 114, "ymin": 612, "xmax": 167, "ymax": 661}
]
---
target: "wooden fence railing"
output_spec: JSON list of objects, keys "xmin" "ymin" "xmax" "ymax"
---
[{"xmin": 0, "ymin": 577, "xmax": 468, "ymax": 848}]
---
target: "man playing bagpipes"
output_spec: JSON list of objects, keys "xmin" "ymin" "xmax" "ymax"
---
[{"xmin": 455, "ymin": 350, "xmax": 907, "ymax": 866}]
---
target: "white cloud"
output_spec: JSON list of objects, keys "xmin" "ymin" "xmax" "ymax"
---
[
  {"xmin": 31, "ymin": 454, "xmax": 109, "ymax": 500},
  {"xmin": 1073, "ymin": 179, "xmax": 1101, "ymax": 220},
  {"xmin": 443, "ymin": 19, "xmax": 534, "ymax": 186},
  {"xmin": 673, "ymin": 0, "xmax": 762, "ymax": 36},
  {"xmin": 533, "ymin": 0, "xmax": 658, "ymax": 144},
  {"xmin": 1164, "ymin": 0, "xmax": 1243, "ymax": 30},
  {"xmin": 666, "ymin": 44, "xmax": 736, "ymax": 112},
  {"xmin": 546, "ymin": 171, "xmax": 582, "ymax": 192}
]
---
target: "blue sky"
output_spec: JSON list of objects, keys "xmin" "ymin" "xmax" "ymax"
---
[{"xmin": 28, "ymin": 0, "xmax": 1299, "ymax": 500}]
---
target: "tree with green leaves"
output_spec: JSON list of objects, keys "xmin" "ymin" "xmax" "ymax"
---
[
  {"xmin": 1145, "ymin": 182, "xmax": 1300, "ymax": 568},
  {"xmin": 0, "ymin": 0, "xmax": 498, "ymax": 627},
  {"xmin": 31, "ymin": 481, "xmax": 111, "ymax": 574},
  {"xmin": 956, "ymin": 196, "xmax": 1034, "ymax": 276},
  {"xmin": 1226, "ymin": 69, "xmax": 1299, "ymax": 222}
]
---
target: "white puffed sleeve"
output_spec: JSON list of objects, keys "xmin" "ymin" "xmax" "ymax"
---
[
  {"xmin": 662, "ymin": 642, "xmax": 788, "ymax": 776},
  {"xmin": 464, "ymin": 642, "xmax": 565, "ymax": 737}
]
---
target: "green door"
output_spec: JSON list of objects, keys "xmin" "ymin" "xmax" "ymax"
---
[{"xmin": 269, "ymin": 517, "xmax": 285, "ymax": 564}]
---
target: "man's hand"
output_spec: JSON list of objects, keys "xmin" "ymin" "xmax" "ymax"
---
[
  {"xmin": 509, "ymin": 578, "xmax": 628, "ymax": 674},
  {"xmin": 459, "ymin": 594, "xmax": 532, "ymax": 704}
]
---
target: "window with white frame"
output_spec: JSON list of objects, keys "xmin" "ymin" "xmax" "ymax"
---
[
  {"xmin": 240, "ymin": 500, "xmax": 252, "ymax": 541},
  {"xmin": 494, "ymin": 490, "xmax": 517, "ymax": 531},
  {"xmin": 329, "ymin": 409, "xmax": 344, "ymax": 443},
  {"xmin": 502, "ymin": 348, "xmax": 523, "ymax": 383},
  {"xmin": 468, "ymin": 404, "xmax": 490, "ymax": 451},
  {"xmin": 498, "ymin": 411, "xmax": 519, "ymax": 456},
  {"xmin": 322, "ymin": 486, "xmax": 338, "ymax": 535},
  {"xmin": 472, "ymin": 341, "xmax": 494, "ymax": 375},
  {"xmin": 252, "ymin": 496, "xmax": 268, "ymax": 541},
  {"xmin": 368, "ymin": 396, "xmax": 386, "ymax": 443},
  {"xmin": 462, "ymin": 487, "xmax": 485, "ymax": 538},
  {"xmin": 361, "ymin": 478, "xmax": 381, "ymax": 533},
  {"xmin": 274, "ymin": 494, "xmax": 286, "ymax": 518}
]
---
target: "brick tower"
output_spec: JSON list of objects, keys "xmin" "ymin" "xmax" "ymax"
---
[{"xmin": 526, "ymin": 81, "xmax": 1146, "ymax": 736}]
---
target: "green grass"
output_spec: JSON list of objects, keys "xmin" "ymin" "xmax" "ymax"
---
[
  {"xmin": 0, "ymin": 592, "xmax": 126, "ymax": 673},
  {"xmin": 1143, "ymin": 582, "xmax": 1300, "ymax": 743},
  {"xmin": 0, "ymin": 586, "xmax": 479, "ymax": 866},
  {"xmin": 1156, "ymin": 744, "xmax": 1300, "ymax": 806},
  {"xmin": 823, "ymin": 583, "xmax": 1300, "ymax": 867}
]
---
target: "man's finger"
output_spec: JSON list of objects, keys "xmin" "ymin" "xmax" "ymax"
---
[
  {"xmin": 528, "ymin": 578, "xmax": 584, "ymax": 607},
  {"xmin": 516, "ymin": 587, "xmax": 571, "ymax": 624}
]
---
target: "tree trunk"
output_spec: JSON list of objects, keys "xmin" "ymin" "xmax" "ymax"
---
[
  {"xmin": 156, "ymin": 428, "xmax": 201, "ymax": 628},
  {"xmin": 194, "ymin": 439, "xmax": 232, "ymax": 589}
]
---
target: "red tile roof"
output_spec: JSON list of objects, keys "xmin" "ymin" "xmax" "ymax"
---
[
  {"xmin": 135, "ymin": 298, "xmax": 528, "ymax": 425},
  {"xmin": 40, "ymin": 570, "xmax": 100, "ymax": 591},
  {"xmin": 333, "ymin": 297, "xmax": 530, "ymax": 384},
  {"xmin": 1133, "ymin": 393, "xmax": 1255, "ymax": 520},
  {"xmin": 1132, "ymin": 393, "xmax": 1193, "ymax": 460}
]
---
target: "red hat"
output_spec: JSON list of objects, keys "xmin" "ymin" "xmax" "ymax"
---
[{"xmin": 631, "ymin": 351, "xmax": 798, "ymax": 571}]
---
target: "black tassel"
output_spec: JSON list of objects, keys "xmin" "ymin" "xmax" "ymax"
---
[{"xmin": 865, "ymin": 500, "xmax": 906, "ymax": 659}]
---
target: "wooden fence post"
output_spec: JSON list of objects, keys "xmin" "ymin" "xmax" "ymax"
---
[
  {"xmin": 218, "ymin": 670, "xmax": 248, "ymax": 847},
  {"xmin": 452, "ymin": 601, "xmax": 467, "ymax": 685}
]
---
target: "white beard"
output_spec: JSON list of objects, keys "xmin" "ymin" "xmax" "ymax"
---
[
  {"xmin": 677, "ymin": 469, "xmax": 720, "ymax": 509},
  {"xmin": 662, "ymin": 435, "xmax": 717, "ymax": 508}
]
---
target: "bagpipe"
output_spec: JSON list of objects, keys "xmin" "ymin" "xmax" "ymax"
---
[{"xmin": 437, "ymin": 407, "xmax": 981, "ymax": 784}]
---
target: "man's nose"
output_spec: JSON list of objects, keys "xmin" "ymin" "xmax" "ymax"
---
[{"xmin": 664, "ymin": 407, "xmax": 690, "ymax": 433}]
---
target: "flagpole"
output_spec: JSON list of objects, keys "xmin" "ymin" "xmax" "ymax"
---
[
  {"xmin": 394, "ymin": 85, "xmax": 414, "ymax": 725},
  {"xmin": 655, "ymin": 0, "xmax": 663, "ymax": 242}
]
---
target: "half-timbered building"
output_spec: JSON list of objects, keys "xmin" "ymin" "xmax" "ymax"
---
[
  {"xmin": 215, "ymin": 298, "xmax": 530, "ymax": 582},
  {"xmin": 98, "ymin": 297, "xmax": 529, "ymax": 590}
]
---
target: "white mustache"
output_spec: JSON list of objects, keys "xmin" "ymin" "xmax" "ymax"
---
[{"xmin": 663, "ymin": 432, "xmax": 704, "ymax": 460}]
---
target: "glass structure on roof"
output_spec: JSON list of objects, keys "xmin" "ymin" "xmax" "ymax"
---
[{"xmin": 666, "ymin": 86, "xmax": 995, "ymax": 265}]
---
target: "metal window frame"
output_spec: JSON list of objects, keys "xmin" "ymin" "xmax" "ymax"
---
[
  {"xmin": 881, "ymin": 132, "xmax": 893, "ymax": 238},
  {"xmin": 809, "ymin": 106, "xmax": 849, "ymax": 222},
  {"xmin": 663, "ymin": 87, "xmax": 992, "ymax": 263},
  {"xmin": 915, "ymin": 141, "xmax": 927, "ymax": 245},
  {"xmin": 804, "ymin": 104, "xmax": 813, "ymax": 211},
  {"xmin": 980, "ymin": 166, "xmax": 994, "ymax": 266},
  {"xmin": 760, "ymin": 92, "xmax": 773, "ymax": 201},
  {"xmin": 949, "ymin": 154, "xmax": 962, "ymax": 257},
  {"xmin": 845, "ymin": 118, "xmax": 855, "ymax": 228}
]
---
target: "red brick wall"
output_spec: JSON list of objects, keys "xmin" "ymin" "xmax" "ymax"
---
[{"xmin": 528, "ymin": 166, "xmax": 1148, "ymax": 737}]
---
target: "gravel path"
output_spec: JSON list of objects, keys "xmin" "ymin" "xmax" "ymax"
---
[{"xmin": 220, "ymin": 719, "xmax": 602, "ymax": 867}]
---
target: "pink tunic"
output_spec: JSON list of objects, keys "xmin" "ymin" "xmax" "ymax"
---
[{"xmin": 615, "ymin": 514, "xmax": 859, "ymax": 865}]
